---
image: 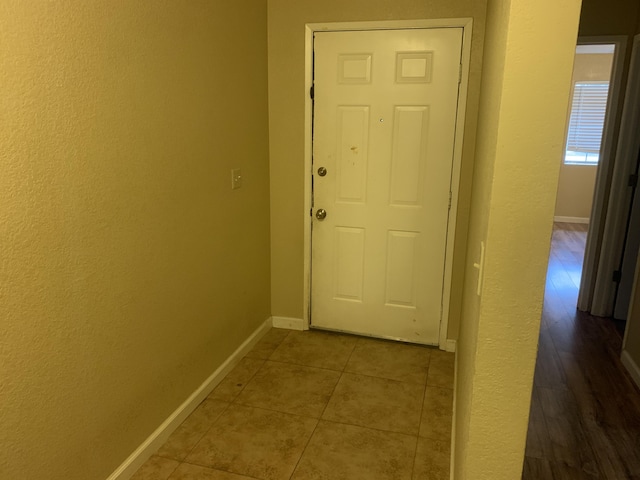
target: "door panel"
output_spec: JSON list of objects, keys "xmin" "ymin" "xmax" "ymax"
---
[
  {"xmin": 336, "ymin": 106, "xmax": 369, "ymax": 203},
  {"xmin": 390, "ymin": 106, "xmax": 429, "ymax": 205},
  {"xmin": 311, "ymin": 28, "xmax": 462, "ymax": 345}
]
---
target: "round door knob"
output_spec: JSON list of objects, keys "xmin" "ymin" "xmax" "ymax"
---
[
  {"xmin": 316, "ymin": 209, "xmax": 327, "ymax": 220},
  {"xmin": 317, "ymin": 167, "xmax": 327, "ymax": 177}
]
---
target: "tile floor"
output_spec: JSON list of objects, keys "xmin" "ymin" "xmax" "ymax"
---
[{"xmin": 132, "ymin": 328, "xmax": 455, "ymax": 480}]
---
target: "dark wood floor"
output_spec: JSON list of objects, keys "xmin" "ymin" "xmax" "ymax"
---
[{"xmin": 523, "ymin": 222, "xmax": 640, "ymax": 480}]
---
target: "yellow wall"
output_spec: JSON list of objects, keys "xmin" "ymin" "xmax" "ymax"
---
[
  {"xmin": 555, "ymin": 165, "xmax": 597, "ymax": 219},
  {"xmin": 453, "ymin": 0, "xmax": 582, "ymax": 477},
  {"xmin": 0, "ymin": 2, "xmax": 271, "ymax": 479},
  {"xmin": 267, "ymin": 0, "xmax": 488, "ymax": 341},
  {"xmin": 554, "ymin": 53, "xmax": 613, "ymax": 220}
]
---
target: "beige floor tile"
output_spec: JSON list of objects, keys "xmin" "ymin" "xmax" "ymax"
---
[
  {"xmin": 131, "ymin": 455, "xmax": 179, "ymax": 480},
  {"xmin": 235, "ymin": 361, "xmax": 341, "ymax": 417},
  {"xmin": 291, "ymin": 421, "xmax": 416, "ymax": 480},
  {"xmin": 187, "ymin": 404, "xmax": 318, "ymax": 480},
  {"xmin": 412, "ymin": 437, "xmax": 451, "ymax": 480},
  {"xmin": 322, "ymin": 373, "xmax": 424, "ymax": 435},
  {"xmin": 269, "ymin": 330, "xmax": 357, "ymax": 370},
  {"xmin": 345, "ymin": 338, "xmax": 431, "ymax": 384},
  {"xmin": 157, "ymin": 400, "xmax": 229, "ymax": 461},
  {"xmin": 245, "ymin": 328, "xmax": 290, "ymax": 360},
  {"xmin": 208, "ymin": 357, "xmax": 265, "ymax": 402},
  {"xmin": 427, "ymin": 350, "xmax": 455, "ymax": 388},
  {"xmin": 420, "ymin": 386, "xmax": 453, "ymax": 441},
  {"xmin": 168, "ymin": 463, "xmax": 255, "ymax": 479}
]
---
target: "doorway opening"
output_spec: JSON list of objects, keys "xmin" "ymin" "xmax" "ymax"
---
[
  {"xmin": 577, "ymin": 36, "xmax": 640, "ymax": 327},
  {"xmin": 554, "ymin": 43, "xmax": 615, "ymax": 226}
]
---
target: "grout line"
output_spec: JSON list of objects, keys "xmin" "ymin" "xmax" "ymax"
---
[
  {"xmin": 230, "ymin": 358, "xmax": 268, "ymax": 403},
  {"xmin": 151, "ymin": 398, "xmax": 235, "ymax": 471},
  {"xmin": 180, "ymin": 400, "xmax": 234, "ymax": 465},
  {"xmin": 287, "ymin": 416, "xmax": 321, "ymax": 480},
  {"xmin": 263, "ymin": 357, "xmax": 348, "ymax": 373},
  {"xmin": 410, "ymin": 375, "xmax": 430, "ymax": 478},
  {"xmin": 173, "ymin": 328, "xmax": 455, "ymax": 480},
  {"xmin": 164, "ymin": 456, "xmax": 182, "ymax": 480},
  {"xmin": 178, "ymin": 458, "xmax": 263, "ymax": 480},
  {"xmin": 341, "ymin": 370, "xmax": 430, "ymax": 386},
  {"xmin": 315, "ymin": 417, "xmax": 419, "ymax": 438}
]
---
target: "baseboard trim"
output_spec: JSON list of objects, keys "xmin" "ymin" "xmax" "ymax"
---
[
  {"xmin": 442, "ymin": 339, "xmax": 457, "ymax": 353},
  {"xmin": 621, "ymin": 349, "xmax": 640, "ymax": 389},
  {"xmin": 450, "ymin": 344, "xmax": 458, "ymax": 480},
  {"xmin": 106, "ymin": 317, "xmax": 273, "ymax": 480},
  {"xmin": 271, "ymin": 316, "xmax": 305, "ymax": 331},
  {"xmin": 553, "ymin": 216, "xmax": 590, "ymax": 224}
]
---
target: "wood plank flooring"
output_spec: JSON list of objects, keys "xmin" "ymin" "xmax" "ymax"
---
[{"xmin": 523, "ymin": 222, "xmax": 640, "ymax": 480}]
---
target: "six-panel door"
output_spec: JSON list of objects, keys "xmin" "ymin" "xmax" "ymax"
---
[{"xmin": 311, "ymin": 28, "xmax": 463, "ymax": 345}]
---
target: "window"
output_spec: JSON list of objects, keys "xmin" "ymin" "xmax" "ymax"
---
[{"xmin": 565, "ymin": 81, "xmax": 609, "ymax": 165}]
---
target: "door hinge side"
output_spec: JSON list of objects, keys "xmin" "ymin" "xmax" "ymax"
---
[
  {"xmin": 448, "ymin": 191, "xmax": 452, "ymax": 210},
  {"xmin": 629, "ymin": 173, "xmax": 638, "ymax": 188},
  {"xmin": 613, "ymin": 269, "xmax": 622, "ymax": 283},
  {"xmin": 310, "ymin": 85, "xmax": 315, "ymax": 100},
  {"xmin": 458, "ymin": 64, "xmax": 462, "ymax": 84}
]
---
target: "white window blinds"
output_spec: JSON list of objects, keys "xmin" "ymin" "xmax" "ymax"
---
[{"xmin": 566, "ymin": 82, "xmax": 609, "ymax": 154}]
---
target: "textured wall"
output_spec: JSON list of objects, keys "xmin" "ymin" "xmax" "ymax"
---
[
  {"xmin": 454, "ymin": 0, "xmax": 582, "ymax": 478},
  {"xmin": 0, "ymin": 2, "xmax": 270, "ymax": 479},
  {"xmin": 267, "ymin": 0, "xmax": 488, "ymax": 342}
]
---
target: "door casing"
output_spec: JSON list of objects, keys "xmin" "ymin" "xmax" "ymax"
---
[{"xmin": 303, "ymin": 18, "xmax": 473, "ymax": 351}]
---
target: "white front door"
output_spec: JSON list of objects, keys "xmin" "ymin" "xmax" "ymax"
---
[{"xmin": 310, "ymin": 28, "xmax": 462, "ymax": 345}]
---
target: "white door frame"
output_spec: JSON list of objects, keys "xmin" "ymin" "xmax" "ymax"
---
[
  {"xmin": 590, "ymin": 34, "xmax": 640, "ymax": 317},
  {"xmin": 302, "ymin": 18, "xmax": 473, "ymax": 350},
  {"xmin": 577, "ymin": 35, "xmax": 628, "ymax": 313}
]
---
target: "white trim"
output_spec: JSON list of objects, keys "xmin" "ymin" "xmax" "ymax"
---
[
  {"xmin": 271, "ymin": 316, "xmax": 305, "ymax": 331},
  {"xmin": 106, "ymin": 318, "xmax": 273, "ymax": 480},
  {"xmin": 442, "ymin": 339, "xmax": 457, "ymax": 353},
  {"xmin": 590, "ymin": 34, "xmax": 640, "ymax": 316},
  {"xmin": 303, "ymin": 24, "xmax": 314, "ymax": 333},
  {"xmin": 441, "ymin": 19, "xmax": 473, "ymax": 348},
  {"xmin": 303, "ymin": 18, "xmax": 473, "ymax": 348},
  {"xmin": 577, "ymin": 35, "xmax": 628, "ymax": 312},
  {"xmin": 449, "ymin": 341, "xmax": 458, "ymax": 480},
  {"xmin": 621, "ymin": 242, "xmax": 640, "ymax": 389},
  {"xmin": 553, "ymin": 216, "xmax": 590, "ymax": 224},
  {"xmin": 621, "ymin": 350, "xmax": 640, "ymax": 389},
  {"xmin": 309, "ymin": 18, "xmax": 474, "ymax": 31}
]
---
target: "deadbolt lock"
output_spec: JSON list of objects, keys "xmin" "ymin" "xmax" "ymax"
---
[{"xmin": 317, "ymin": 167, "xmax": 327, "ymax": 177}]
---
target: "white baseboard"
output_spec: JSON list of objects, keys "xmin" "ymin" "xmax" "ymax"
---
[
  {"xmin": 106, "ymin": 317, "xmax": 273, "ymax": 480},
  {"xmin": 553, "ymin": 216, "xmax": 590, "ymax": 224},
  {"xmin": 441, "ymin": 339, "xmax": 457, "ymax": 353},
  {"xmin": 450, "ymin": 344, "xmax": 458, "ymax": 480},
  {"xmin": 621, "ymin": 349, "xmax": 640, "ymax": 389},
  {"xmin": 271, "ymin": 316, "xmax": 305, "ymax": 331}
]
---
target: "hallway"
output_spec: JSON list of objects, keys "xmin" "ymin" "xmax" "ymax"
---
[
  {"xmin": 523, "ymin": 223, "xmax": 640, "ymax": 479},
  {"xmin": 132, "ymin": 329, "xmax": 454, "ymax": 480}
]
